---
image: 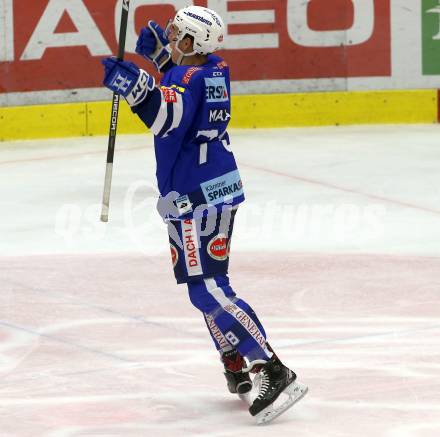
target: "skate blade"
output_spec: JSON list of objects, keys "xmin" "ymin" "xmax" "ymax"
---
[{"xmin": 255, "ymin": 381, "xmax": 308, "ymax": 425}]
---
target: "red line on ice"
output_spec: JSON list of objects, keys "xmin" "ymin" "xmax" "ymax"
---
[{"xmin": 240, "ymin": 162, "xmax": 440, "ymax": 216}]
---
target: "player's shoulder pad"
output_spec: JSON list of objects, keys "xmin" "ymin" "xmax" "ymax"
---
[{"xmin": 208, "ymin": 54, "xmax": 229, "ymax": 70}]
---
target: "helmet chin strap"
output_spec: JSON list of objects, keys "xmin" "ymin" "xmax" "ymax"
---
[{"xmin": 174, "ymin": 40, "xmax": 197, "ymax": 66}]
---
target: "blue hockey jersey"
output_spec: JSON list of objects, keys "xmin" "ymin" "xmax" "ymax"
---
[{"xmin": 133, "ymin": 54, "xmax": 244, "ymax": 219}]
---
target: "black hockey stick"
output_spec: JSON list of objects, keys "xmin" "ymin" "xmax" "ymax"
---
[{"xmin": 100, "ymin": 0, "xmax": 131, "ymax": 222}]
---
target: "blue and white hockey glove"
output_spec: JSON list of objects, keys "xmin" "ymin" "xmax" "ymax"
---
[
  {"xmin": 102, "ymin": 57, "xmax": 155, "ymax": 107},
  {"xmin": 135, "ymin": 21, "xmax": 171, "ymax": 72}
]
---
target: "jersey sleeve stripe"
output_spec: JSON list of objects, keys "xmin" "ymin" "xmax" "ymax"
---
[
  {"xmin": 157, "ymin": 103, "xmax": 175, "ymax": 138},
  {"xmin": 150, "ymin": 92, "xmax": 168, "ymax": 135},
  {"xmin": 163, "ymin": 92, "xmax": 184, "ymax": 137}
]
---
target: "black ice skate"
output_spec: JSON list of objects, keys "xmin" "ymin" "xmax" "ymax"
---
[
  {"xmin": 249, "ymin": 355, "xmax": 308, "ymax": 425},
  {"xmin": 221, "ymin": 349, "xmax": 252, "ymax": 402}
]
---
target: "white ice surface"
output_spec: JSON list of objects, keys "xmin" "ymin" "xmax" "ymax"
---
[
  {"xmin": 0, "ymin": 126, "xmax": 439, "ymax": 436},
  {"xmin": 1, "ymin": 126, "xmax": 440, "ymax": 257}
]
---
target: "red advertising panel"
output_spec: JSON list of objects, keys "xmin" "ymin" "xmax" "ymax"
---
[{"xmin": 0, "ymin": 0, "xmax": 391, "ymax": 94}]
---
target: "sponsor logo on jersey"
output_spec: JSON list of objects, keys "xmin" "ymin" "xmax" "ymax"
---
[
  {"xmin": 161, "ymin": 84, "xmax": 185, "ymax": 94},
  {"xmin": 223, "ymin": 305, "xmax": 266, "ymax": 348},
  {"xmin": 205, "ymin": 313, "xmax": 229, "ymax": 349},
  {"xmin": 200, "ymin": 170, "xmax": 244, "ymax": 205},
  {"xmin": 170, "ymin": 84, "xmax": 185, "ymax": 93},
  {"xmin": 224, "ymin": 304, "xmax": 238, "ymax": 313},
  {"xmin": 212, "ymin": 71, "xmax": 223, "ymax": 77},
  {"xmin": 209, "ymin": 109, "xmax": 230, "ymax": 123},
  {"xmin": 175, "ymin": 194, "xmax": 193, "ymax": 216},
  {"xmin": 183, "ymin": 11, "xmax": 212, "ymax": 26},
  {"xmin": 207, "ymin": 234, "xmax": 228, "ymax": 261},
  {"xmin": 217, "ymin": 61, "xmax": 228, "ymax": 69},
  {"xmin": 182, "ymin": 66, "xmax": 201, "ymax": 84},
  {"xmin": 182, "ymin": 219, "xmax": 203, "ymax": 276},
  {"xmin": 205, "ymin": 77, "xmax": 229, "ymax": 102},
  {"xmin": 235, "ymin": 310, "xmax": 266, "ymax": 347},
  {"xmin": 225, "ymin": 331, "xmax": 240, "ymax": 346},
  {"xmin": 170, "ymin": 244, "xmax": 178, "ymax": 268},
  {"xmin": 162, "ymin": 87, "xmax": 177, "ymax": 103}
]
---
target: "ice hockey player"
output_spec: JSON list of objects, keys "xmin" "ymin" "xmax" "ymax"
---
[{"xmin": 101, "ymin": 5, "xmax": 307, "ymax": 424}]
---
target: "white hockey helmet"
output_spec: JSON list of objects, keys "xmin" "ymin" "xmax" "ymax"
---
[{"xmin": 167, "ymin": 6, "xmax": 225, "ymax": 56}]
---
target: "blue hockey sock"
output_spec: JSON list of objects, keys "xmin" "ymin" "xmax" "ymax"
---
[{"xmin": 187, "ymin": 275, "xmax": 272, "ymax": 361}]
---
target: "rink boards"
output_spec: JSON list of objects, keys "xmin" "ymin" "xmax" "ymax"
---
[{"xmin": 0, "ymin": 89, "xmax": 438, "ymax": 141}]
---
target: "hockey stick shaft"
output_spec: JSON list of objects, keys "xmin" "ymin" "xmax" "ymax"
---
[{"xmin": 100, "ymin": 0, "xmax": 131, "ymax": 222}]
